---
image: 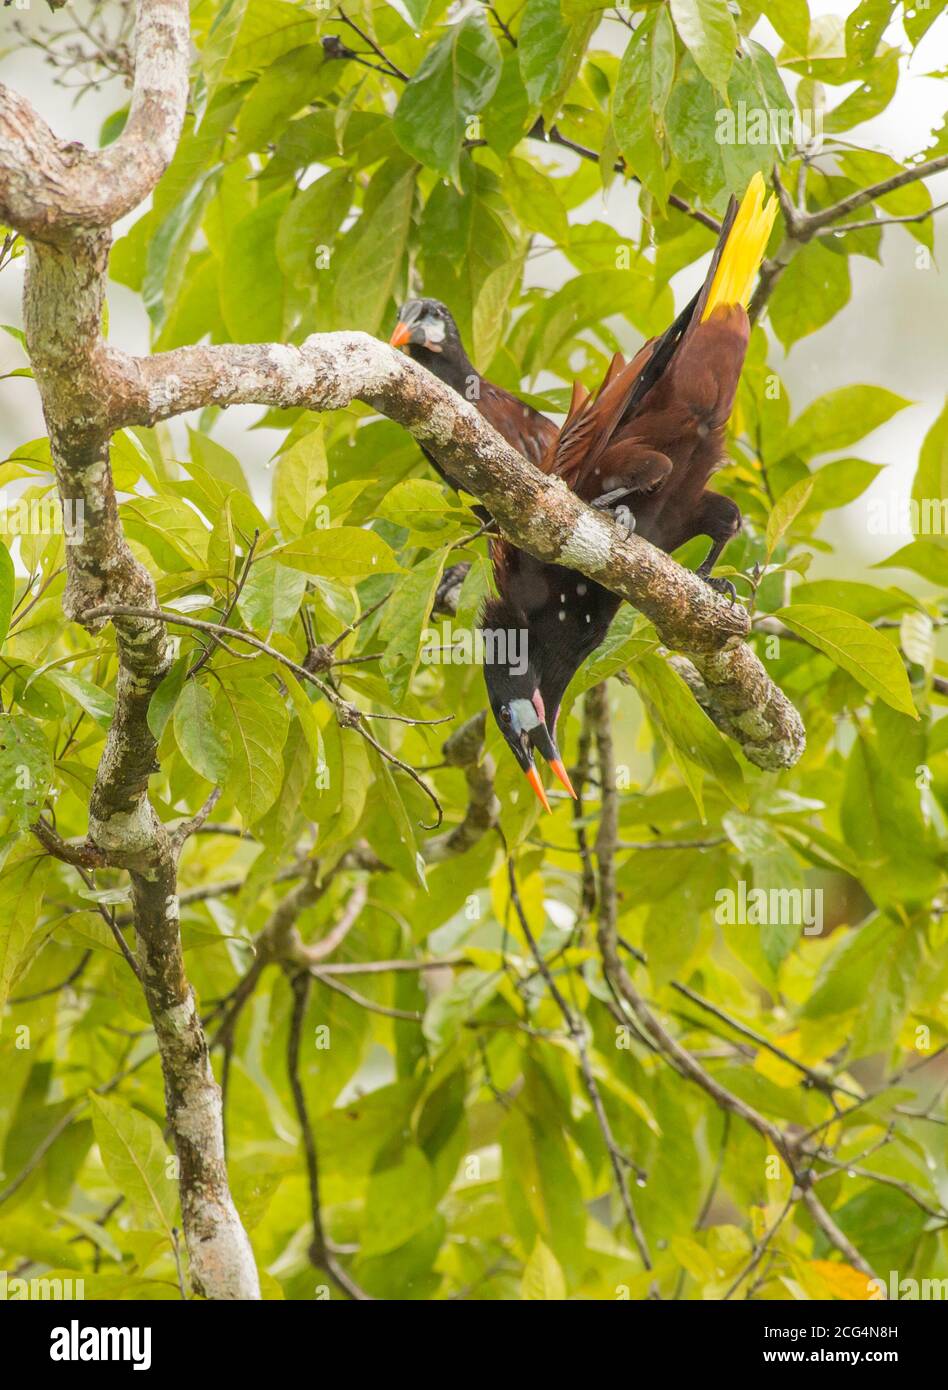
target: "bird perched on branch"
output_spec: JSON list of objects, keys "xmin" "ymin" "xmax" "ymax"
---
[
  {"xmin": 483, "ymin": 174, "xmax": 778, "ymax": 810},
  {"xmin": 390, "ymin": 298, "xmax": 558, "ymax": 475}
]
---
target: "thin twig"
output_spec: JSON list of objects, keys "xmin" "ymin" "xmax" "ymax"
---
[{"xmin": 506, "ymin": 855, "xmax": 653, "ymax": 1272}]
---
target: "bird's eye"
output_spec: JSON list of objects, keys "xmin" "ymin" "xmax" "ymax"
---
[{"xmin": 499, "ymin": 706, "xmax": 511, "ymax": 726}]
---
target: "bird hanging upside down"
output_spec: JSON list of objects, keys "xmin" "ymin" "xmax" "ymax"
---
[
  {"xmin": 485, "ymin": 175, "xmax": 777, "ymax": 809},
  {"xmin": 392, "ymin": 173, "xmax": 777, "ymax": 811}
]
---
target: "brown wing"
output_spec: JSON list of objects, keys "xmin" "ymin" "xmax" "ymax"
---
[
  {"xmin": 603, "ymin": 304, "xmax": 750, "ymax": 548},
  {"xmin": 478, "ymin": 380, "xmax": 558, "ymax": 470},
  {"xmin": 547, "ymin": 340, "xmax": 657, "ymax": 493},
  {"xmin": 539, "ymin": 196, "xmax": 744, "ymax": 503}
]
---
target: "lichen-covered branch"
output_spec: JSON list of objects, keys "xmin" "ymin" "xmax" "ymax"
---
[
  {"xmin": 117, "ymin": 332, "xmax": 804, "ymax": 769},
  {"xmin": 0, "ymin": 0, "xmax": 189, "ymax": 236}
]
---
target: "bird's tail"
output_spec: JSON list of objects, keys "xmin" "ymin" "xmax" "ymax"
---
[{"xmin": 700, "ymin": 172, "xmax": 778, "ymax": 321}]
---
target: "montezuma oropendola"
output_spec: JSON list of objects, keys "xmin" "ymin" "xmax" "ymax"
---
[{"xmin": 483, "ymin": 174, "xmax": 778, "ymax": 810}]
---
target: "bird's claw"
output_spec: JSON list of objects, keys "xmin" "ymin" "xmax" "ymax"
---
[
  {"xmin": 699, "ymin": 572, "xmax": 737, "ymax": 605},
  {"xmin": 591, "ymin": 487, "xmax": 633, "ymax": 510},
  {"xmin": 613, "ymin": 504, "xmax": 635, "ymax": 540}
]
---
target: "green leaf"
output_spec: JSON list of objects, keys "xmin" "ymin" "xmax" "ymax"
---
[
  {"xmin": 174, "ymin": 680, "xmax": 230, "ymax": 783},
  {"xmin": 274, "ymin": 425, "xmax": 327, "ymax": 539},
  {"xmin": 0, "ymin": 1218, "xmax": 85, "ymax": 1271},
  {"xmin": 89, "ymin": 1094, "xmax": 178, "ymax": 1237},
  {"xmin": 367, "ymin": 747, "xmax": 426, "ymax": 889},
  {"xmin": 484, "ymin": 48, "xmax": 533, "ymax": 157},
  {"xmin": 142, "ymin": 168, "xmax": 220, "ymax": 333},
  {"xmin": 505, "ymin": 157, "xmax": 569, "ymax": 244},
  {"xmin": 628, "ymin": 653, "xmax": 746, "ymax": 810},
  {"xmin": 612, "ymin": 8, "xmax": 676, "ymax": 204},
  {"xmin": 774, "ymin": 604, "xmax": 918, "ymax": 718},
  {"xmin": 472, "ymin": 258, "xmax": 525, "ymax": 368},
  {"xmin": 42, "ymin": 670, "xmax": 115, "ymax": 729},
  {"xmin": 766, "ymin": 477, "xmax": 815, "ymax": 556},
  {"xmin": 0, "ymin": 854, "xmax": 49, "ymax": 1013},
  {"xmin": 802, "ymin": 914, "xmax": 899, "ymax": 1020},
  {"xmin": 237, "ymin": 558, "xmax": 307, "ymax": 633},
  {"xmin": 277, "ymin": 527, "xmax": 400, "ymax": 579},
  {"xmin": 803, "ymin": 458, "xmax": 884, "ymax": 513},
  {"xmin": 148, "ymin": 657, "xmax": 188, "ymax": 742},
  {"xmin": 362, "ymin": 1146, "xmax": 434, "ymax": 1257},
  {"xmin": 275, "ymin": 168, "xmax": 352, "ymax": 283},
  {"xmin": 825, "ymin": 48, "xmax": 899, "ymax": 133},
  {"xmin": 220, "ymin": 192, "xmax": 288, "ymax": 343},
  {"xmin": 840, "ymin": 718, "xmax": 941, "ymax": 904},
  {"xmin": 0, "ymin": 713, "xmax": 53, "ymax": 829},
  {"xmin": 0, "ymin": 538, "xmax": 13, "ymax": 647},
  {"xmin": 213, "ymin": 677, "xmax": 289, "ymax": 822},
  {"xmin": 875, "ymin": 538, "xmax": 948, "ymax": 585},
  {"xmin": 393, "ymin": 13, "xmax": 501, "ymax": 182},
  {"xmin": 766, "ymin": 0, "xmax": 811, "ymax": 52},
  {"xmin": 122, "ymin": 494, "xmax": 208, "ymax": 572},
  {"xmin": 518, "ymin": 0, "xmax": 594, "ymax": 111},
  {"xmin": 904, "ymin": 0, "xmax": 945, "ymax": 45},
  {"xmin": 234, "ymin": 45, "xmax": 316, "ymax": 154},
  {"xmin": 780, "ymin": 385, "xmax": 911, "ymax": 460},
  {"xmin": 845, "ymin": 0, "xmax": 896, "ymax": 61},
  {"xmin": 378, "ymin": 550, "xmax": 447, "ymax": 705},
  {"xmin": 912, "ymin": 395, "xmax": 948, "ymax": 509},
  {"xmin": 332, "ymin": 161, "xmax": 416, "ymax": 334},
  {"xmin": 669, "ymin": 0, "xmax": 737, "ymax": 93},
  {"xmin": 769, "ymin": 240, "xmax": 851, "ymax": 350}
]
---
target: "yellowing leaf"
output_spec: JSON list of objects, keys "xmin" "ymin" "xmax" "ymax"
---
[
  {"xmin": 807, "ymin": 1260, "xmax": 875, "ymax": 1301},
  {"xmin": 520, "ymin": 1238, "xmax": 566, "ymax": 1300}
]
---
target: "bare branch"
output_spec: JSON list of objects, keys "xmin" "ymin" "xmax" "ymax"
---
[
  {"xmin": 804, "ymin": 152, "xmax": 948, "ymax": 236},
  {"xmin": 506, "ymin": 852, "xmax": 653, "ymax": 1272},
  {"xmin": 802, "ymin": 1188, "xmax": 877, "ymax": 1281},
  {"xmin": 814, "ymin": 198, "xmax": 948, "ymax": 236},
  {"xmin": 589, "ymin": 684, "xmax": 797, "ymax": 1171}
]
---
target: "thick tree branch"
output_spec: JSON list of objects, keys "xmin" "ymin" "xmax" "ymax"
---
[
  {"xmin": 0, "ymin": 0, "xmax": 189, "ymax": 236},
  {"xmin": 114, "ymin": 333, "xmax": 804, "ymax": 770}
]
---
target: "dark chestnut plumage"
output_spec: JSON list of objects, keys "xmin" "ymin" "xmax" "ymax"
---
[{"xmin": 482, "ymin": 175, "xmax": 777, "ymax": 807}]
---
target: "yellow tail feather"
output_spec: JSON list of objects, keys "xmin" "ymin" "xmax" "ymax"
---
[{"xmin": 702, "ymin": 172, "xmax": 778, "ymax": 321}]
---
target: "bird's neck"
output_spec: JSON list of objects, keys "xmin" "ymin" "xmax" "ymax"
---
[
  {"xmin": 411, "ymin": 343, "xmax": 478, "ymax": 398},
  {"xmin": 528, "ymin": 581, "xmax": 621, "ymax": 732}
]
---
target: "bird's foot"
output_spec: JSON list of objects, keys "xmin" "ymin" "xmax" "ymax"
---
[
  {"xmin": 613, "ymin": 504, "xmax": 635, "ymax": 540},
  {"xmin": 433, "ymin": 561, "xmax": 470, "ymax": 616},
  {"xmin": 591, "ymin": 488, "xmax": 636, "ymax": 538},
  {"xmin": 698, "ymin": 571, "xmax": 737, "ymax": 605},
  {"xmin": 591, "ymin": 487, "xmax": 633, "ymax": 510}
]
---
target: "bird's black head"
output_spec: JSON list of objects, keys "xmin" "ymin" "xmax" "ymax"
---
[
  {"xmin": 390, "ymin": 298, "xmax": 460, "ymax": 355},
  {"xmin": 390, "ymin": 299, "xmax": 475, "ymax": 393},
  {"xmin": 481, "ymin": 597, "xmax": 576, "ymax": 813}
]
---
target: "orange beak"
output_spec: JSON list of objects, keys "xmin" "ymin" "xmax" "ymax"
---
[
  {"xmin": 390, "ymin": 321, "xmax": 411, "ymax": 348},
  {"xmin": 549, "ymin": 758, "xmax": 577, "ymax": 799},
  {"xmin": 525, "ymin": 763, "xmax": 552, "ymax": 814}
]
